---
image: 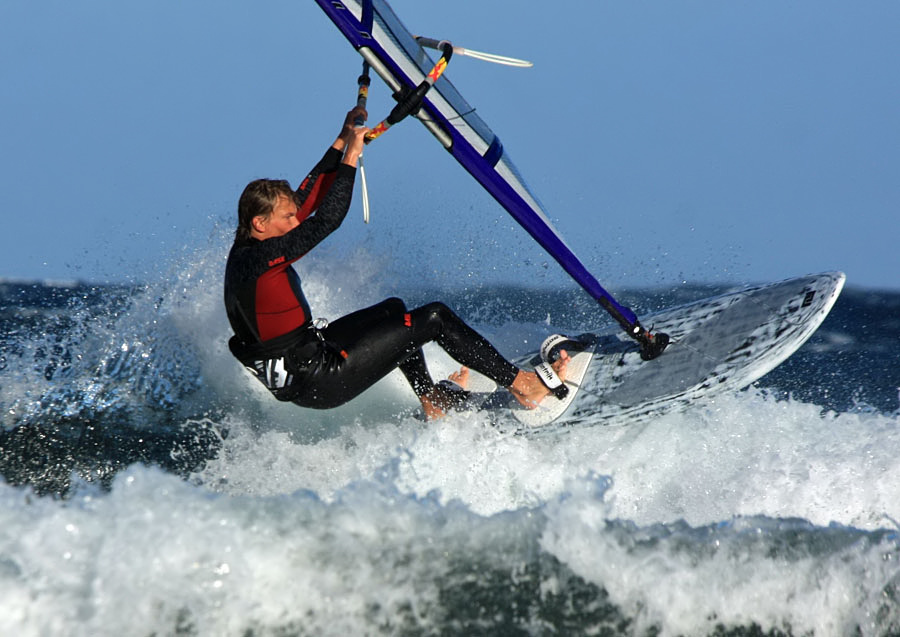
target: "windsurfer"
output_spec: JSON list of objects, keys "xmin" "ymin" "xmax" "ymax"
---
[{"xmin": 224, "ymin": 105, "xmax": 568, "ymax": 419}]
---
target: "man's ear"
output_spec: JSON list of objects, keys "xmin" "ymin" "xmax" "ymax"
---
[{"xmin": 251, "ymin": 215, "xmax": 268, "ymax": 233}]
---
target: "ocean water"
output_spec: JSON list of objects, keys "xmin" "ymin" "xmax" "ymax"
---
[{"xmin": 1, "ymin": 241, "xmax": 899, "ymax": 636}]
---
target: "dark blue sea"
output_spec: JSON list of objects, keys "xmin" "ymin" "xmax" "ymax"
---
[{"xmin": 1, "ymin": 247, "xmax": 899, "ymax": 635}]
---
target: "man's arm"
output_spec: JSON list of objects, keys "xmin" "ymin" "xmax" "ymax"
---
[
  {"xmin": 295, "ymin": 106, "xmax": 368, "ymax": 212},
  {"xmin": 295, "ymin": 147, "xmax": 342, "ymax": 212}
]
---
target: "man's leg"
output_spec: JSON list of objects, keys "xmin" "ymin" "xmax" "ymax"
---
[{"xmin": 406, "ymin": 302, "xmax": 519, "ymax": 388}]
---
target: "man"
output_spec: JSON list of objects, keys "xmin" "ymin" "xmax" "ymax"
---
[{"xmin": 224, "ymin": 105, "xmax": 567, "ymax": 419}]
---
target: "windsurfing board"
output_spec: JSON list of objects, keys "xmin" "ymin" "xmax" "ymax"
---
[{"xmin": 462, "ymin": 272, "xmax": 845, "ymax": 433}]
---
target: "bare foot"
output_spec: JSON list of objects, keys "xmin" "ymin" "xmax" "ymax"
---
[
  {"xmin": 420, "ymin": 393, "xmax": 444, "ymax": 421},
  {"xmin": 420, "ymin": 367, "xmax": 470, "ymax": 420},
  {"xmin": 508, "ymin": 350, "xmax": 570, "ymax": 409},
  {"xmin": 448, "ymin": 366, "xmax": 469, "ymax": 389}
]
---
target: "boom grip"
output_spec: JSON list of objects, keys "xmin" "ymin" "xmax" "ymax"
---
[
  {"xmin": 385, "ymin": 82, "xmax": 430, "ymax": 126},
  {"xmin": 365, "ymin": 41, "xmax": 453, "ymax": 143}
]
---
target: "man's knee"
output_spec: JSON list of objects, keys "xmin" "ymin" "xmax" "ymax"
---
[
  {"xmin": 379, "ymin": 297, "xmax": 406, "ymax": 312},
  {"xmin": 417, "ymin": 301, "xmax": 453, "ymax": 326}
]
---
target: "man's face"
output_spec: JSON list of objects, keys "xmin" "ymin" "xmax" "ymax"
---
[{"xmin": 253, "ymin": 194, "xmax": 300, "ymax": 240}]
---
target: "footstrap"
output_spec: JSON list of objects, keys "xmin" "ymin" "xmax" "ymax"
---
[
  {"xmin": 534, "ymin": 361, "xmax": 569, "ymax": 400},
  {"xmin": 540, "ymin": 334, "xmax": 576, "ymax": 363}
]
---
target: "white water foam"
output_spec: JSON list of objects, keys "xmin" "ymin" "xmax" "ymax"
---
[
  {"xmin": 3, "ymin": 390, "xmax": 899, "ymax": 637},
  {"xmin": 195, "ymin": 388, "xmax": 900, "ymax": 529},
  {"xmin": 0, "ymin": 467, "xmax": 460, "ymax": 636},
  {"xmin": 541, "ymin": 475, "xmax": 900, "ymax": 636}
]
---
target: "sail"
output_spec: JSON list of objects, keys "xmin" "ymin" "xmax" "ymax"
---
[{"xmin": 315, "ymin": 0, "xmax": 667, "ymax": 357}]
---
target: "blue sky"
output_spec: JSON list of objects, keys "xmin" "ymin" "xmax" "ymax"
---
[{"xmin": 1, "ymin": 1, "xmax": 898, "ymax": 290}]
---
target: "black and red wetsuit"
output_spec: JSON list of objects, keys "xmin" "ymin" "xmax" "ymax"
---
[
  {"xmin": 225, "ymin": 147, "xmax": 351, "ymax": 346},
  {"xmin": 224, "ymin": 147, "xmax": 519, "ymax": 409}
]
